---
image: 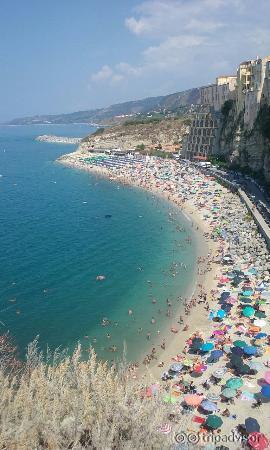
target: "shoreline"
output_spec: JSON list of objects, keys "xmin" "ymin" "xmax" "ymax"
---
[
  {"xmin": 57, "ymin": 149, "xmax": 270, "ymax": 440},
  {"xmin": 58, "ymin": 153, "xmax": 219, "ymax": 377}
]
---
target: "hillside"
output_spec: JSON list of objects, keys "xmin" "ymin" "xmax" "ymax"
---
[
  {"xmin": 79, "ymin": 117, "xmax": 191, "ymax": 153},
  {"xmin": 7, "ymin": 88, "xmax": 200, "ymax": 125}
]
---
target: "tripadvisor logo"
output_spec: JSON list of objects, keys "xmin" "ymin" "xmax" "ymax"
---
[{"xmin": 175, "ymin": 431, "xmax": 246, "ymax": 445}]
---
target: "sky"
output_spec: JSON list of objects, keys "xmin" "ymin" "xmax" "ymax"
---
[{"xmin": 1, "ymin": 0, "xmax": 270, "ymax": 121}]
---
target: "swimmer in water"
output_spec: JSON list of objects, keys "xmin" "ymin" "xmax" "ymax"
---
[
  {"xmin": 151, "ymin": 317, "xmax": 156, "ymax": 324},
  {"xmin": 107, "ymin": 334, "xmax": 111, "ymax": 339},
  {"xmin": 128, "ymin": 309, "xmax": 133, "ymax": 316}
]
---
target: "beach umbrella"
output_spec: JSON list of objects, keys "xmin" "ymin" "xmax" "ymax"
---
[
  {"xmin": 200, "ymin": 342, "xmax": 214, "ymax": 352},
  {"xmin": 212, "ymin": 330, "xmax": 225, "ymax": 336},
  {"xmin": 212, "ymin": 367, "xmax": 227, "ymax": 378},
  {"xmin": 205, "ymin": 415, "xmax": 223, "ymax": 429},
  {"xmin": 193, "ymin": 363, "xmax": 207, "ymax": 374},
  {"xmin": 236, "ymin": 363, "xmax": 250, "ymax": 375},
  {"xmin": 245, "ymin": 417, "xmax": 260, "ymax": 433},
  {"xmin": 254, "ymin": 319, "xmax": 267, "ymax": 328},
  {"xmin": 233, "ymin": 340, "xmax": 247, "ymax": 348},
  {"xmin": 216, "ymin": 309, "xmax": 226, "ymax": 319},
  {"xmin": 248, "ymin": 432, "xmax": 269, "ymax": 450},
  {"xmin": 226, "ymin": 377, "xmax": 244, "ymax": 389},
  {"xmin": 248, "ymin": 361, "xmax": 263, "ymax": 371},
  {"xmin": 242, "ymin": 289, "xmax": 254, "ymax": 297},
  {"xmin": 157, "ymin": 423, "xmax": 172, "ymax": 434},
  {"xmin": 184, "ymin": 394, "xmax": 203, "ymax": 407},
  {"xmin": 229, "ymin": 354, "xmax": 243, "ymax": 366},
  {"xmin": 264, "ymin": 371, "xmax": 270, "ymax": 384},
  {"xmin": 210, "ymin": 350, "xmax": 223, "ymax": 359},
  {"xmin": 261, "ymin": 385, "xmax": 270, "ymax": 398},
  {"xmin": 242, "ymin": 306, "xmax": 255, "ymax": 317},
  {"xmin": 207, "ymin": 392, "xmax": 220, "ymax": 402},
  {"xmin": 248, "ymin": 268, "xmax": 258, "ymax": 275},
  {"xmin": 240, "ymin": 297, "xmax": 253, "ymax": 304},
  {"xmin": 190, "ymin": 337, "xmax": 204, "ymax": 351},
  {"xmin": 254, "ymin": 333, "xmax": 267, "ymax": 339},
  {"xmin": 254, "ymin": 311, "xmax": 266, "ymax": 319},
  {"xmin": 170, "ymin": 363, "xmax": 183, "ymax": 372},
  {"xmin": 220, "ymin": 292, "xmax": 231, "ymax": 301},
  {"xmin": 243, "ymin": 346, "xmax": 258, "ymax": 356},
  {"xmin": 163, "ymin": 394, "xmax": 179, "ymax": 404},
  {"xmin": 201, "ymin": 400, "xmax": 218, "ymax": 412},
  {"xmin": 231, "ymin": 346, "xmax": 244, "ymax": 356},
  {"xmin": 221, "ymin": 387, "xmax": 237, "ymax": 398},
  {"xmin": 249, "ymin": 325, "xmax": 262, "ymax": 333},
  {"xmin": 182, "ymin": 358, "xmax": 193, "ymax": 367}
]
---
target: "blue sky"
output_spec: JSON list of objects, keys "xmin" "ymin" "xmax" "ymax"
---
[{"xmin": 1, "ymin": 0, "xmax": 270, "ymax": 121}]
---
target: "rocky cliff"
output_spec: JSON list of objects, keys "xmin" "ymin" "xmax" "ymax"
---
[{"xmin": 218, "ymin": 101, "xmax": 270, "ymax": 183}]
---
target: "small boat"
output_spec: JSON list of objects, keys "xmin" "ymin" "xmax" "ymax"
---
[{"xmin": 96, "ymin": 275, "xmax": 106, "ymax": 281}]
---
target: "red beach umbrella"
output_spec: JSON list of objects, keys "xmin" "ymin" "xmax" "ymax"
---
[{"xmin": 248, "ymin": 432, "xmax": 269, "ymax": 450}]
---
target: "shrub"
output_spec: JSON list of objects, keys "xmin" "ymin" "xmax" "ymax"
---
[{"xmin": 0, "ymin": 342, "xmax": 171, "ymax": 449}]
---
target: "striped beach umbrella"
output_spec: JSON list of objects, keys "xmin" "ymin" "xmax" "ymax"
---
[{"xmin": 207, "ymin": 392, "xmax": 220, "ymax": 402}]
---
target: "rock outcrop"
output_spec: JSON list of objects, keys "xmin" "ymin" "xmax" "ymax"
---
[{"xmin": 79, "ymin": 118, "xmax": 190, "ymax": 152}]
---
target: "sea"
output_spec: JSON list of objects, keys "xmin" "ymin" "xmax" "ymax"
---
[{"xmin": 0, "ymin": 124, "xmax": 197, "ymax": 363}]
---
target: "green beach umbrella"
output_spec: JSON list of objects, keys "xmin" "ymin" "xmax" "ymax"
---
[
  {"xmin": 205, "ymin": 415, "xmax": 223, "ymax": 429},
  {"xmin": 242, "ymin": 306, "xmax": 255, "ymax": 317},
  {"xmin": 163, "ymin": 395, "xmax": 179, "ymax": 404},
  {"xmin": 255, "ymin": 311, "xmax": 266, "ymax": 319},
  {"xmin": 233, "ymin": 340, "xmax": 247, "ymax": 348},
  {"xmin": 226, "ymin": 377, "xmax": 244, "ymax": 389},
  {"xmin": 222, "ymin": 387, "xmax": 237, "ymax": 398}
]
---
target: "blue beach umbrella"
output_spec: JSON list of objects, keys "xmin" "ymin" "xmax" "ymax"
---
[
  {"xmin": 254, "ymin": 333, "xmax": 268, "ymax": 339},
  {"xmin": 261, "ymin": 385, "xmax": 270, "ymax": 398},
  {"xmin": 170, "ymin": 363, "xmax": 183, "ymax": 372},
  {"xmin": 211, "ymin": 350, "xmax": 223, "ymax": 359},
  {"xmin": 248, "ymin": 361, "xmax": 264, "ymax": 371},
  {"xmin": 200, "ymin": 342, "xmax": 214, "ymax": 352},
  {"xmin": 242, "ymin": 290, "xmax": 253, "ymax": 297},
  {"xmin": 216, "ymin": 309, "xmax": 226, "ymax": 319},
  {"xmin": 243, "ymin": 346, "xmax": 257, "ymax": 356},
  {"xmin": 201, "ymin": 400, "xmax": 218, "ymax": 412},
  {"xmin": 231, "ymin": 347, "xmax": 244, "ymax": 356}
]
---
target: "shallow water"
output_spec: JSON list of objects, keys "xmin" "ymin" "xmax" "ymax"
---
[{"xmin": 0, "ymin": 124, "xmax": 197, "ymax": 362}]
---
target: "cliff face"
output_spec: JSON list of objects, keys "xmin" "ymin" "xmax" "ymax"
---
[
  {"xmin": 218, "ymin": 102, "xmax": 270, "ymax": 183},
  {"xmin": 79, "ymin": 118, "xmax": 189, "ymax": 152}
]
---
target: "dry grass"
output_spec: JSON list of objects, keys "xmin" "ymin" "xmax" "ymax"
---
[{"xmin": 0, "ymin": 339, "xmax": 172, "ymax": 450}]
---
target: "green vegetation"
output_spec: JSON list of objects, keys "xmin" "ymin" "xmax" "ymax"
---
[
  {"xmin": 208, "ymin": 154, "xmax": 230, "ymax": 169},
  {"xmin": 0, "ymin": 338, "xmax": 169, "ymax": 449},
  {"xmin": 123, "ymin": 116, "xmax": 163, "ymax": 126},
  {"xmin": 151, "ymin": 150, "xmax": 174, "ymax": 159},
  {"xmin": 256, "ymin": 105, "xmax": 270, "ymax": 140},
  {"xmin": 92, "ymin": 127, "xmax": 105, "ymax": 136},
  {"xmin": 135, "ymin": 143, "xmax": 145, "ymax": 151},
  {"xmin": 221, "ymin": 100, "xmax": 234, "ymax": 117}
]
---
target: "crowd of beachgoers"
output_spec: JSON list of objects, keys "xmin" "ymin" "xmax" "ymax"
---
[{"xmin": 59, "ymin": 151, "xmax": 270, "ymax": 449}]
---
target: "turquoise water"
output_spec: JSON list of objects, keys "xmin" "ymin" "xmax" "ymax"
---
[{"xmin": 0, "ymin": 124, "xmax": 197, "ymax": 362}]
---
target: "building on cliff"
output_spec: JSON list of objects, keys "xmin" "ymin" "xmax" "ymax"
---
[
  {"xmin": 200, "ymin": 76, "xmax": 237, "ymax": 112},
  {"xmin": 236, "ymin": 55, "xmax": 270, "ymax": 128},
  {"xmin": 183, "ymin": 76, "xmax": 237, "ymax": 160}
]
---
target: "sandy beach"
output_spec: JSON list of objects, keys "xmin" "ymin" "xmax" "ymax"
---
[{"xmin": 58, "ymin": 149, "xmax": 270, "ymax": 448}]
